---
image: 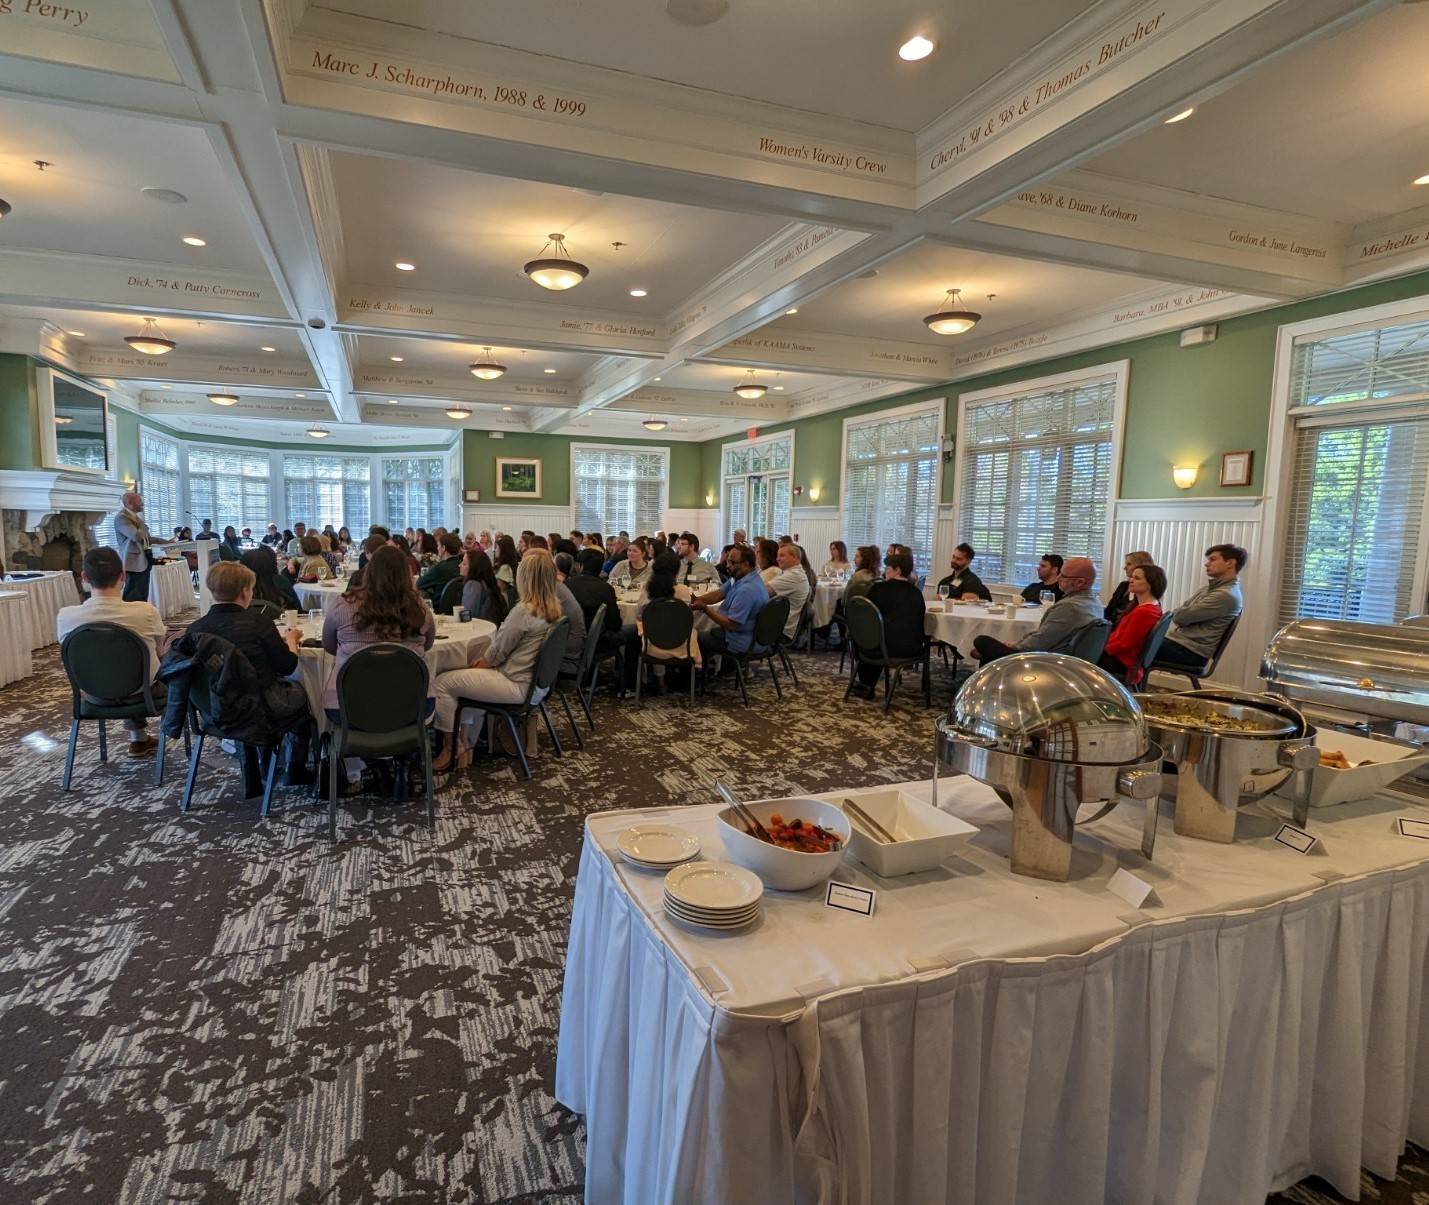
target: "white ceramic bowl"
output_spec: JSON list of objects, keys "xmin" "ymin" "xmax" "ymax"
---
[
  {"xmin": 837, "ymin": 789, "xmax": 979, "ymax": 877},
  {"xmin": 1274, "ymin": 729, "xmax": 1429, "ymax": 808},
  {"xmin": 716, "ymin": 796, "xmax": 851, "ymax": 891}
]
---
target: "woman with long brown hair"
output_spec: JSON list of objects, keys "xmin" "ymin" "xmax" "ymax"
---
[
  {"xmin": 320, "ymin": 544, "xmax": 436, "ymax": 720},
  {"xmin": 432, "ymin": 548, "xmax": 564, "ymax": 771},
  {"xmin": 460, "ymin": 547, "xmax": 507, "ymax": 623},
  {"xmin": 493, "ymin": 533, "xmax": 520, "ymax": 589}
]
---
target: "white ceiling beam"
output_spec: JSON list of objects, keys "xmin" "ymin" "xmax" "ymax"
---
[
  {"xmin": 77, "ymin": 347, "xmax": 319, "ymax": 389},
  {"xmin": 608, "ymin": 387, "xmax": 791, "ymax": 423},
  {"xmin": 700, "ymin": 328, "xmax": 957, "ymax": 384},
  {"xmin": 1345, "ymin": 204, "xmax": 1429, "ymax": 285},
  {"xmin": 137, "ymin": 394, "xmax": 332, "ymax": 423}
]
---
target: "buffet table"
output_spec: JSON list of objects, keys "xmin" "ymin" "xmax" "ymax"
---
[
  {"xmin": 147, "ymin": 558, "xmax": 194, "ymax": 619},
  {"xmin": 556, "ymin": 777, "xmax": 1429, "ymax": 1204},
  {"xmin": 1, "ymin": 570, "xmax": 79, "ymax": 650},
  {"xmin": 285, "ymin": 612, "xmax": 495, "ymax": 735},
  {"xmin": 925, "ymin": 600, "xmax": 1042, "ymax": 652},
  {"xmin": 0, "ymin": 590, "xmax": 31, "ymax": 687}
]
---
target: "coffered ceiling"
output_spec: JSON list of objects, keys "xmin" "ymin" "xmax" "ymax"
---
[{"xmin": 0, "ymin": 0, "xmax": 1424, "ymax": 447}]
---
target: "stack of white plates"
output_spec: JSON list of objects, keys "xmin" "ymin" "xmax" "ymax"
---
[
  {"xmin": 616, "ymin": 824, "xmax": 701, "ymax": 871},
  {"xmin": 663, "ymin": 861, "xmax": 763, "ymax": 931}
]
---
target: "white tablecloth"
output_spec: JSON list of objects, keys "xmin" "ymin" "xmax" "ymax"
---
[
  {"xmin": 147, "ymin": 559, "xmax": 193, "ymax": 619},
  {"xmin": 293, "ymin": 580, "xmax": 349, "ymax": 613},
  {"xmin": 0, "ymin": 590, "xmax": 31, "ymax": 687},
  {"xmin": 616, "ymin": 590, "xmax": 718, "ymax": 634},
  {"xmin": 556, "ymin": 778, "xmax": 1429, "ymax": 1204},
  {"xmin": 1, "ymin": 571, "xmax": 79, "ymax": 650},
  {"xmin": 287, "ymin": 613, "xmax": 495, "ymax": 733},
  {"xmin": 812, "ymin": 582, "xmax": 843, "ymax": 628},
  {"xmin": 925, "ymin": 601, "xmax": 1043, "ymax": 653}
]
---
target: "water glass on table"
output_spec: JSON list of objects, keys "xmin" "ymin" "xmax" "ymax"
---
[
  {"xmin": 937, "ymin": 583, "xmax": 951, "ymax": 610},
  {"xmin": 1039, "ymin": 590, "xmax": 1055, "ymax": 606}
]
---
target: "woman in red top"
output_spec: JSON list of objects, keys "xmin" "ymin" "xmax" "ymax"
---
[{"xmin": 1099, "ymin": 564, "xmax": 1167, "ymax": 685}]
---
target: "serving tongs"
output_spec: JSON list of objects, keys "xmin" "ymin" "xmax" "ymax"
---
[
  {"xmin": 714, "ymin": 781, "xmax": 774, "ymax": 842},
  {"xmin": 842, "ymin": 797, "xmax": 897, "ymax": 844}
]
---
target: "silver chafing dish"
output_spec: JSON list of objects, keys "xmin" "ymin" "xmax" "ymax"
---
[
  {"xmin": 934, "ymin": 653, "xmax": 1162, "ymax": 881},
  {"xmin": 1140, "ymin": 690, "xmax": 1318, "ymax": 842},
  {"xmin": 1262, "ymin": 618, "xmax": 1429, "ymax": 802}
]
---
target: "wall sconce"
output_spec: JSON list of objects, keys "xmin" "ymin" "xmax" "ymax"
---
[
  {"xmin": 704, "ymin": 492, "xmax": 715, "ymax": 507},
  {"xmin": 792, "ymin": 484, "xmax": 803, "ymax": 497},
  {"xmin": 940, "ymin": 433, "xmax": 955, "ymax": 464},
  {"xmin": 808, "ymin": 485, "xmax": 821, "ymax": 502},
  {"xmin": 1172, "ymin": 465, "xmax": 1198, "ymax": 490}
]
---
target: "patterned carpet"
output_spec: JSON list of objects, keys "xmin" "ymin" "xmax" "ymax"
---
[{"xmin": 0, "ymin": 622, "xmax": 1422, "ymax": 1203}]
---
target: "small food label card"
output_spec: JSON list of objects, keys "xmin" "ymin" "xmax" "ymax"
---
[
  {"xmin": 1396, "ymin": 817, "xmax": 1429, "ymax": 841},
  {"xmin": 1274, "ymin": 823, "xmax": 1321, "ymax": 855},
  {"xmin": 825, "ymin": 882, "xmax": 876, "ymax": 917},
  {"xmin": 1107, "ymin": 867, "xmax": 1159, "ymax": 909}
]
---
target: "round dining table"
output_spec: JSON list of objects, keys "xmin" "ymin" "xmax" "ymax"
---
[
  {"xmin": 284, "ymin": 611, "xmax": 496, "ymax": 734},
  {"xmin": 293, "ymin": 579, "xmax": 349, "ymax": 614},
  {"xmin": 0, "ymin": 570, "xmax": 80, "ymax": 650},
  {"xmin": 147, "ymin": 558, "xmax": 194, "ymax": 619},
  {"xmin": 924, "ymin": 600, "xmax": 1045, "ymax": 654},
  {"xmin": 811, "ymin": 580, "xmax": 844, "ymax": 628},
  {"xmin": 0, "ymin": 590, "xmax": 32, "ymax": 687}
]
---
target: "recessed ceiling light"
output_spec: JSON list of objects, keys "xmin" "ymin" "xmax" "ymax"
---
[
  {"xmin": 390, "ymin": 355, "xmax": 404, "ymax": 362},
  {"xmin": 629, "ymin": 288, "xmax": 648, "ymax": 297},
  {"xmin": 387, "ymin": 398, "xmax": 399, "ymax": 404},
  {"xmin": 524, "ymin": 233, "xmax": 589, "ymax": 290},
  {"xmin": 295, "ymin": 392, "xmax": 306, "ymax": 397},
  {"xmin": 785, "ymin": 308, "xmax": 798, "ymax": 315},
  {"xmin": 160, "ymin": 384, "xmax": 172, "ymax": 389},
  {"xmin": 394, "ymin": 261, "xmax": 416, "ymax": 271},
  {"xmin": 543, "ymin": 367, "xmax": 557, "ymax": 374},
  {"xmin": 1415, "ymin": 173, "xmax": 1429, "ymax": 186},
  {"xmin": 898, "ymin": 35, "xmax": 935, "ymax": 61},
  {"xmin": 653, "ymin": 376, "xmax": 661, "ymax": 382},
  {"xmin": 140, "ymin": 187, "xmax": 188, "ymax": 204},
  {"xmin": 680, "ymin": 417, "xmax": 688, "ymax": 421},
  {"xmin": 68, "ymin": 330, "xmax": 85, "ymax": 337},
  {"xmin": 182, "ymin": 235, "xmax": 207, "ymax": 247},
  {"xmin": 208, "ymin": 392, "xmax": 239, "ymax": 407},
  {"xmin": 502, "ymin": 405, "xmax": 513, "ymax": 411},
  {"xmin": 773, "ymin": 385, "xmax": 785, "ymax": 391},
  {"xmin": 1164, "ymin": 107, "xmax": 1195, "ymax": 124},
  {"xmin": 260, "ymin": 345, "xmax": 276, "ymax": 352}
]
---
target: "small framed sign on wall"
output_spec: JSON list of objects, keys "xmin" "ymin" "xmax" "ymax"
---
[
  {"xmin": 462, "ymin": 489, "xmax": 481, "ymax": 503},
  {"xmin": 1219, "ymin": 450, "xmax": 1253, "ymax": 487}
]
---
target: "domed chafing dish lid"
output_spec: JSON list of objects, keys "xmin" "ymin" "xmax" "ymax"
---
[{"xmin": 949, "ymin": 652, "xmax": 1149, "ymax": 765}]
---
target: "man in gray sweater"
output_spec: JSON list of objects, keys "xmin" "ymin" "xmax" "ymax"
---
[
  {"xmin": 973, "ymin": 556, "xmax": 1103, "ymax": 663},
  {"xmin": 1156, "ymin": 544, "xmax": 1246, "ymax": 668}
]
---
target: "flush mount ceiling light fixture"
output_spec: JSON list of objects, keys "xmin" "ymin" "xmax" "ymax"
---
[
  {"xmin": 1415, "ymin": 172, "xmax": 1429, "ymax": 186},
  {"xmin": 1164, "ymin": 107, "xmax": 1195, "ymax": 124},
  {"xmin": 642, "ymin": 417, "xmax": 669, "ymax": 431},
  {"xmin": 207, "ymin": 392, "xmax": 239, "ymax": 407},
  {"xmin": 469, "ymin": 347, "xmax": 507, "ymax": 380},
  {"xmin": 734, "ymin": 369, "xmax": 768, "ymax": 400},
  {"xmin": 182, "ymin": 235, "xmax": 206, "ymax": 247},
  {"xmin": 923, "ymin": 288, "xmax": 982, "ymax": 335},
  {"xmin": 306, "ymin": 425, "xmax": 330, "ymax": 439},
  {"xmin": 141, "ymin": 187, "xmax": 187, "ymax": 204},
  {"xmin": 124, "ymin": 317, "xmax": 177, "ymax": 355},
  {"xmin": 524, "ymin": 233, "xmax": 589, "ymax": 290},
  {"xmin": 394, "ymin": 261, "xmax": 416, "ymax": 271},
  {"xmin": 898, "ymin": 34, "xmax": 935, "ymax": 61},
  {"xmin": 446, "ymin": 404, "xmax": 473, "ymax": 420},
  {"xmin": 629, "ymin": 287, "xmax": 648, "ymax": 298}
]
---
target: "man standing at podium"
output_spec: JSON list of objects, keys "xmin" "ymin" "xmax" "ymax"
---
[{"xmin": 113, "ymin": 489, "xmax": 153, "ymax": 603}]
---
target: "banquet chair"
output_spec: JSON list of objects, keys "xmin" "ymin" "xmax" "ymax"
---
[
  {"xmin": 1129, "ymin": 610, "xmax": 1176, "ymax": 692},
  {"xmin": 774, "ymin": 600, "xmax": 813, "ymax": 686},
  {"xmin": 1149, "ymin": 612, "xmax": 1241, "ymax": 690},
  {"xmin": 557, "ymin": 602, "xmax": 610, "ymax": 741},
  {"xmin": 633, "ymin": 599, "xmax": 697, "ymax": 707},
  {"xmin": 719, "ymin": 596, "xmax": 790, "ymax": 707},
  {"xmin": 323, "ymin": 644, "xmax": 434, "ymax": 840},
  {"xmin": 1065, "ymin": 619, "xmax": 1112, "ymax": 663},
  {"xmin": 436, "ymin": 577, "xmax": 464, "ymax": 616},
  {"xmin": 247, "ymin": 598, "xmax": 282, "ymax": 622},
  {"xmin": 60, "ymin": 623, "xmax": 177, "ymax": 791},
  {"xmin": 455, "ymin": 618, "xmax": 570, "ymax": 780},
  {"xmin": 842, "ymin": 595, "xmax": 931, "ymax": 714}
]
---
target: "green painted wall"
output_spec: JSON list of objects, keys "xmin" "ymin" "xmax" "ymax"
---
[
  {"xmin": 698, "ymin": 270, "xmax": 1429, "ymax": 508},
  {"xmin": 0, "ymin": 354, "xmax": 40, "ymax": 470},
  {"xmin": 462, "ymin": 430, "xmax": 704, "ymax": 509}
]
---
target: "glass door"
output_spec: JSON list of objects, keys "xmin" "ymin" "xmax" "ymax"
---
[{"xmin": 722, "ymin": 434, "xmax": 793, "ymax": 543}]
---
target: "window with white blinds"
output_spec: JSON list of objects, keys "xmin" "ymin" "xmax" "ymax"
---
[
  {"xmin": 383, "ymin": 456, "xmax": 448, "ymax": 532},
  {"xmin": 140, "ymin": 431, "xmax": 181, "ymax": 535},
  {"xmin": 571, "ymin": 444, "xmax": 668, "ymax": 536},
  {"xmin": 186, "ymin": 446, "xmax": 271, "ymax": 532},
  {"xmin": 1279, "ymin": 315, "xmax": 1429, "ymax": 625},
  {"xmin": 282, "ymin": 455, "xmax": 371, "ymax": 533},
  {"xmin": 957, "ymin": 375, "xmax": 1117, "ymax": 585},
  {"xmin": 842, "ymin": 405, "xmax": 941, "ymax": 577}
]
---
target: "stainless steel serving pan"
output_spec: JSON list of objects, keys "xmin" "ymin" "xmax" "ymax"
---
[{"xmin": 1262, "ymin": 619, "xmax": 1429, "ymax": 727}]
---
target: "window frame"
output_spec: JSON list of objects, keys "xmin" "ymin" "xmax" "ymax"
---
[
  {"xmin": 183, "ymin": 441, "xmax": 274, "ymax": 535},
  {"xmin": 138, "ymin": 429, "xmax": 183, "ymax": 536},
  {"xmin": 380, "ymin": 451, "xmax": 456, "ymax": 533},
  {"xmin": 569, "ymin": 441, "xmax": 671, "ymax": 538},
  {"xmin": 720, "ymin": 429, "xmax": 795, "ymax": 546},
  {"xmin": 280, "ymin": 451, "xmax": 374, "ymax": 535},
  {"xmin": 839, "ymin": 398, "xmax": 946, "ymax": 578},
  {"xmin": 948, "ymin": 362, "xmax": 1127, "ymax": 586}
]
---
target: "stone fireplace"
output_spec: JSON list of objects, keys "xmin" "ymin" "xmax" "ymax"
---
[{"xmin": 0, "ymin": 470, "xmax": 125, "ymax": 583}]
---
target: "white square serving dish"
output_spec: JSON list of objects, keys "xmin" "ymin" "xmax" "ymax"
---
[
  {"xmin": 836, "ymin": 789, "xmax": 978, "ymax": 877},
  {"xmin": 1275, "ymin": 730, "xmax": 1429, "ymax": 808}
]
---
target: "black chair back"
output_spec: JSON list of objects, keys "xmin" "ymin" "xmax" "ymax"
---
[
  {"xmin": 437, "ymin": 577, "xmax": 464, "ymax": 616},
  {"xmin": 60, "ymin": 623, "xmax": 153, "ymax": 709},
  {"xmin": 642, "ymin": 599, "xmax": 694, "ymax": 652},
  {"xmin": 1066, "ymin": 619, "xmax": 1112, "ymax": 662},
  {"xmin": 248, "ymin": 598, "xmax": 282, "ymax": 621},
  {"xmin": 579, "ymin": 603, "xmax": 611, "ymax": 672},
  {"xmin": 845, "ymin": 595, "xmax": 887, "ymax": 662},
  {"xmin": 336, "ymin": 644, "xmax": 430, "ymax": 733},
  {"xmin": 1136, "ymin": 610, "xmax": 1177, "ymax": 684},
  {"xmin": 1203, "ymin": 612, "xmax": 1242, "ymax": 673},
  {"xmin": 529, "ymin": 617, "xmax": 571, "ymax": 700},
  {"xmin": 750, "ymin": 595, "xmax": 790, "ymax": 652}
]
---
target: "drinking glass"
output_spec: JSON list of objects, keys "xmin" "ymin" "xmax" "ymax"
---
[
  {"xmin": 1039, "ymin": 590, "xmax": 1055, "ymax": 606},
  {"xmin": 938, "ymin": 584, "xmax": 951, "ymax": 607}
]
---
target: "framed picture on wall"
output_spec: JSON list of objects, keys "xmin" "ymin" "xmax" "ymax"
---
[
  {"xmin": 495, "ymin": 457, "xmax": 542, "ymax": 498},
  {"xmin": 462, "ymin": 489, "xmax": 481, "ymax": 503},
  {"xmin": 1219, "ymin": 450, "xmax": 1253, "ymax": 487}
]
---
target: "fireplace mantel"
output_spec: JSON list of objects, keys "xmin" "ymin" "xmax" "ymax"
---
[{"xmin": 0, "ymin": 469, "xmax": 125, "ymax": 530}]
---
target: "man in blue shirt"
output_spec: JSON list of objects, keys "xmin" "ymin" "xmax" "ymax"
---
[{"xmin": 692, "ymin": 544, "xmax": 768, "ymax": 667}]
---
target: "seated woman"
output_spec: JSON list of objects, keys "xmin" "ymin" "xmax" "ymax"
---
[
  {"xmin": 754, "ymin": 537, "xmax": 780, "ymax": 585},
  {"xmin": 218, "ymin": 525, "xmax": 243, "ymax": 561},
  {"xmin": 416, "ymin": 530, "xmax": 439, "ymax": 566},
  {"xmin": 432, "ymin": 549, "xmax": 563, "ymax": 771},
  {"xmin": 851, "ymin": 549, "xmax": 926, "ymax": 698},
  {"xmin": 1105, "ymin": 550, "xmax": 1155, "ymax": 624},
  {"xmin": 1098, "ymin": 563, "xmax": 1166, "ymax": 685},
  {"xmin": 842, "ymin": 545, "xmax": 881, "ymax": 610},
  {"xmin": 320, "ymin": 545, "xmax": 436, "ymax": 723},
  {"xmin": 492, "ymin": 534, "xmax": 520, "ymax": 592},
  {"xmin": 460, "ymin": 548, "xmax": 508, "ymax": 624},
  {"xmin": 821, "ymin": 540, "xmax": 851, "ymax": 577},
  {"xmin": 290, "ymin": 534, "xmax": 333, "ymax": 582},
  {"xmin": 388, "ymin": 533, "xmax": 421, "ymax": 576},
  {"xmin": 336, "ymin": 525, "xmax": 352, "ymax": 551},
  {"xmin": 242, "ymin": 544, "xmax": 299, "ymax": 611}
]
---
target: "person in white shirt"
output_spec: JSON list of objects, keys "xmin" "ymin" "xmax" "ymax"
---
[
  {"xmin": 56, "ymin": 546, "xmax": 170, "ymax": 756},
  {"xmin": 766, "ymin": 542, "xmax": 812, "ymax": 640},
  {"xmin": 675, "ymin": 531, "xmax": 719, "ymax": 590}
]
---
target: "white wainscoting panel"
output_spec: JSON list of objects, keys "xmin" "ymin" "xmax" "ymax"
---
[
  {"xmin": 789, "ymin": 506, "xmax": 841, "ymax": 560},
  {"xmin": 665, "ymin": 508, "xmax": 720, "ymax": 545},
  {"xmin": 462, "ymin": 503, "xmax": 572, "ymax": 540},
  {"xmin": 1111, "ymin": 498, "xmax": 1264, "ymax": 689}
]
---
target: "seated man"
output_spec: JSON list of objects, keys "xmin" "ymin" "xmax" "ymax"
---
[
  {"xmin": 185, "ymin": 561, "xmax": 313, "ymax": 789},
  {"xmin": 551, "ymin": 553, "xmax": 589, "ymax": 676},
  {"xmin": 691, "ymin": 544, "xmax": 768, "ymax": 668},
  {"xmin": 286, "ymin": 521, "xmax": 308, "ymax": 558},
  {"xmin": 261, "ymin": 523, "xmax": 283, "ymax": 547},
  {"xmin": 675, "ymin": 531, "xmax": 720, "ymax": 591},
  {"xmin": 938, "ymin": 543, "xmax": 992, "ymax": 601},
  {"xmin": 566, "ymin": 547, "xmax": 622, "ymax": 650},
  {"xmin": 973, "ymin": 556, "xmax": 1102, "ymax": 663},
  {"xmin": 1020, "ymin": 553, "xmax": 1064, "ymax": 603},
  {"xmin": 417, "ymin": 533, "xmax": 463, "ymax": 603},
  {"xmin": 766, "ymin": 541, "xmax": 811, "ymax": 641},
  {"xmin": 56, "ymin": 546, "xmax": 171, "ymax": 757},
  {"xmin": 1156, "ymin": 543, "xmax": 1246, "ymax": 669},
  {"xmin": 851, "ymin": 549, "xmax": 926, "ymax": 698}
]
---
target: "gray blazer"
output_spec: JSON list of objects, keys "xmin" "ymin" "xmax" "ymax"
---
[
  {"xmin": 1014, "ymin": 588, "xmax": 1103, "ymax": 653},
  {"xmin": 113, "ymin": 507, "xmax": 151, "ymax": 572}
]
